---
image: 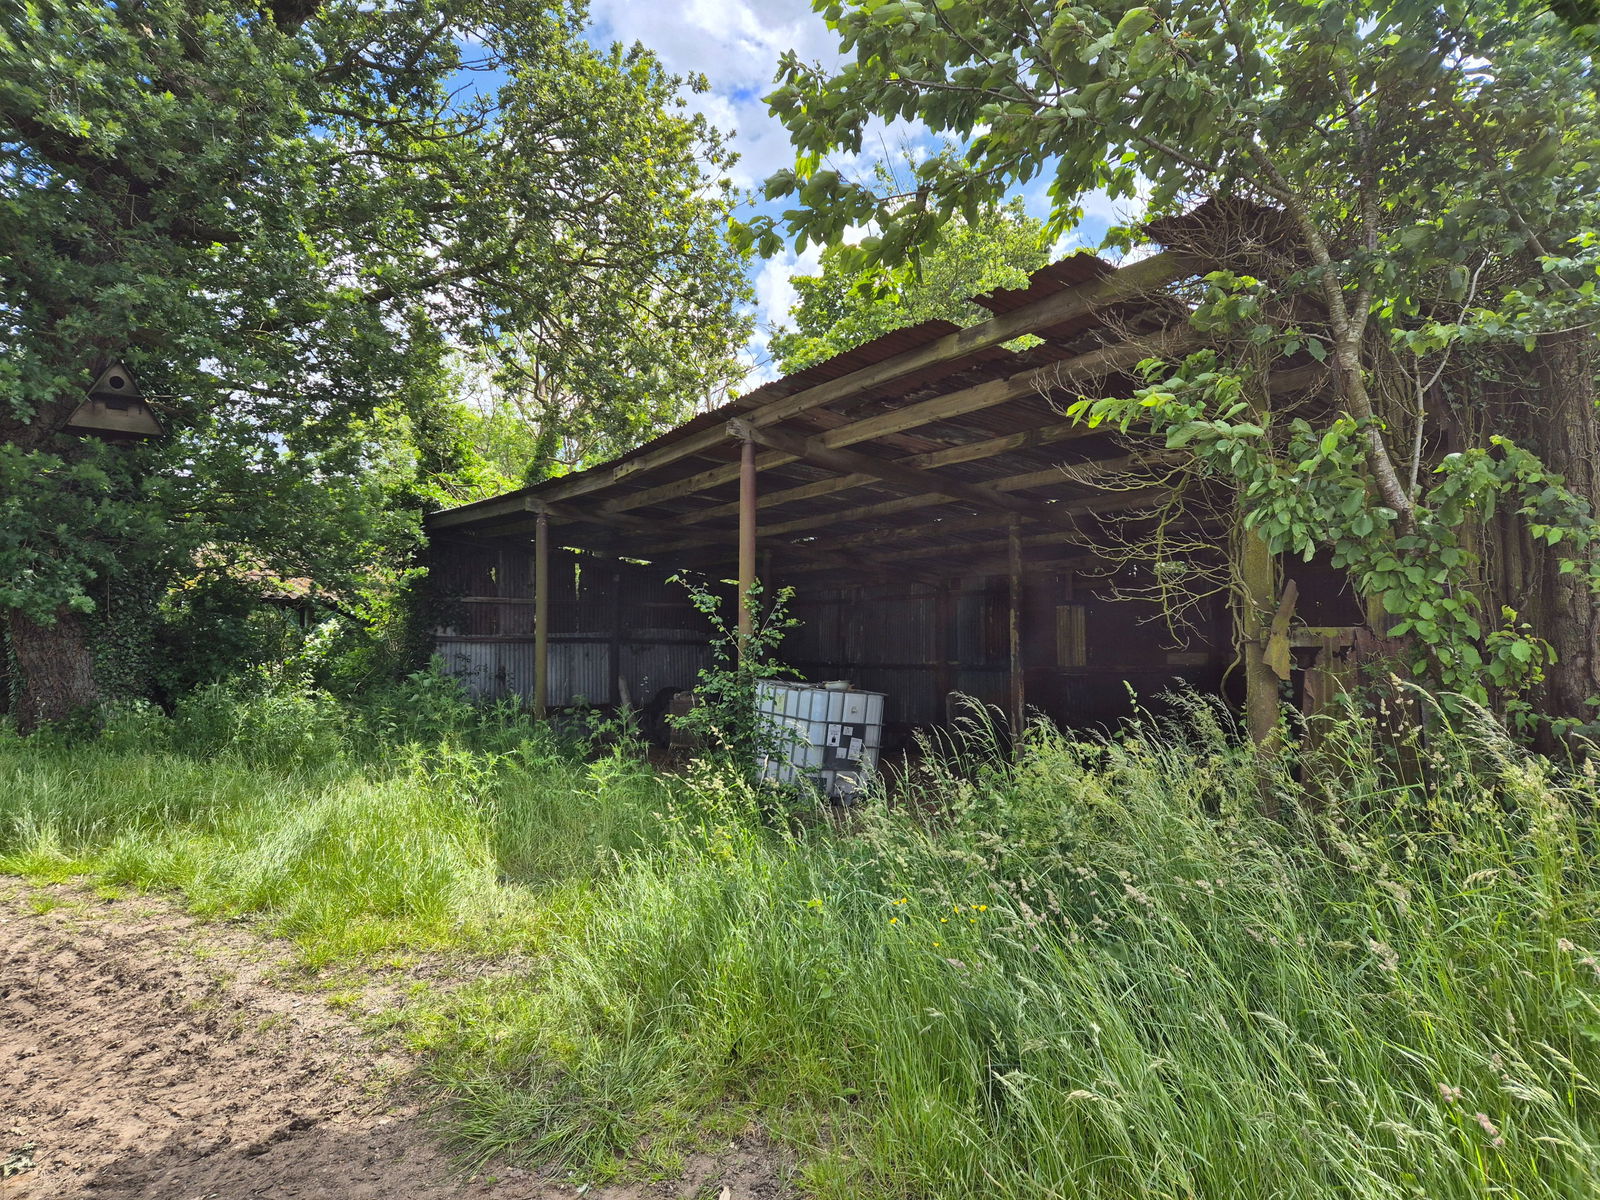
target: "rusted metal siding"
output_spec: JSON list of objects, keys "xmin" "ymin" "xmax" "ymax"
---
[
  {"xmin": 434, "ymin": 638, "xmax": 535, "ymax": 703},
  {"xmin": 429, "ymin": 540, "xmax": 713, "ymax": 709},
  {"xmin": 429, "ymin": 536, "xmax": 1239, "ymax": 728}
]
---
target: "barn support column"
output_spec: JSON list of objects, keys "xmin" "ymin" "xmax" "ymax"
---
[
  {"xmin": 1008, "ymin": 516, "xmax": 1026, "ymax": 751},
  {"xmin": 1237, "ymin": 517, "xmax": 1281, "ymax": 751},
  {"xmin": 533, "ymin": 510, "xmax": 550, "ymax": 719},
  {"xmin": 738, "ymin": 433, "xmax": 757, "ymax": 660},
  {"xmin": 609, "ymin": 566, "xmax": 623, "ymax": 708}
]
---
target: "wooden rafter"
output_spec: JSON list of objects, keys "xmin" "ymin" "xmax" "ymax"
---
[
  {"xmin": 600, "ymin": 327, "xmax": 1194, "ymax": 518},
  {"xmin": 650, "ymin": 451, "xmax": 1179, "ymax": 556},
  {"xmin": 676, "ymin": 417, "xmax": 1120, "ymax": 526},
  {"xmin": 727, "ymin": 417, "xmax": 1062, "ymax": 527}
]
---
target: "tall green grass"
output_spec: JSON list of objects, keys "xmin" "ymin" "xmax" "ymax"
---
[
  {"xmin": 0, "ymin": 673, "xmax": 667, "ymax": 960},
  {"xmin": 4, "ymin": 678, "xmax": 1600, "ymax": 1198}
]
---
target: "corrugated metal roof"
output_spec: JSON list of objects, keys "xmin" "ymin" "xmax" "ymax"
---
[
  {"xmin": 426, "ymin": 247, "xmax": 1202, "ymax": 577},
  {"xmin": 967, "ymin": 253, "xmax": 1113, "ymax": 314}
]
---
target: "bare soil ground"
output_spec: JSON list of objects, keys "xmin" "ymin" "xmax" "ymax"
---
[{"xmin": 0, "ymin": 881, "xmax": 789, "ymax": 1200}]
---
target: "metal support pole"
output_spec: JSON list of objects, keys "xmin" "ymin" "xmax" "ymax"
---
[
  {"xmin": 738, "ymin": 434, "xmax": 757, "ymax": 660},
  {"xmin": 533, "ymin": 510, "xmax": 549, "ymax": 719},
  {"xmin": 1007, "ymin": 515, "xmax": 1025, "ymax": 748}
]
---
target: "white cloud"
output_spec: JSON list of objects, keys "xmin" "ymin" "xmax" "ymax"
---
[
  {"xmin": 587, "ymin": 0, "xmax": 844, "ymax": 188},
  {"xmin": 752, "ymin": 243, "xmax": 820, "ymax": 330}
]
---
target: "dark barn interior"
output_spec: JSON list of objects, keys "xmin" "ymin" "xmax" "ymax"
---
[{"xmin": 424, "ymin": 251, "xmax": 1366, "ymax": 739}]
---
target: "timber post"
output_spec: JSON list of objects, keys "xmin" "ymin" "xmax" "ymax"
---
[
  {"xmin": 1238, "ymin": 521, "xmax": 1279, "ymax": 747},
  {"xmin": 737, "ymin": 430, "xmax": 757, "ymax": 660},
  {"xmin": 533, "ymin": 509, "xmax": 549, "ymax": 719},
  {"xmin": 1008, "ymin": 515, "xmax": 1025, "ymax": 753}
]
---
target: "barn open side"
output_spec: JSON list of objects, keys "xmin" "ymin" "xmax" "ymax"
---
[{"xmin": 423, "ymin": 250, "xmax": 1365, "ymax": 739}]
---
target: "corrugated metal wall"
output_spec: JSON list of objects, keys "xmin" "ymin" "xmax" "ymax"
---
[
  {"xmin": 429, "ymin": 542, "xmax": 709, "ymax": 708},
  {"xmin": 427, "ymin": 541, "xmax": 1238, "ymax": 728}
]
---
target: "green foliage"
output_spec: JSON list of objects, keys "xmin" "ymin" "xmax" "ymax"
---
[
  {"xmin": 768, "ymin": 194, "xmax": 1050, "ymax": 373},
  {"xmin": 1070, "ymin": 337, "xmax": 1600, "ymax": 709},
  {"xmin": 398, "ymin": 703, "xmax": 1600, "ymax": 1198},
  {"xmin": 749, "ymin": 0, "xmax": 1600, "ymax": 729},
  {"xmin": 1, "ymin": 0, "xmax": 750, "ymax": 706},
  {"xmin": 668, "ymin": 574, "xmax": 800, "ymax": 778},
  {"xmin": 754, "ymin": 1, "xmax": 1598, "ymax": 278}
]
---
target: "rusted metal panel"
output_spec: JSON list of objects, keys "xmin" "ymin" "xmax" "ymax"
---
[
  {"xmin": 435, "ymin": 638, "xmax": 535, "ymax": 702},
  {"xmin": 967, "ymin": 255, "xmax": 1112, "ymax": 314},
  {"xmin": 549, "ymin": 641, "xmax": 610, "ymax": 706},
  {"xmin": 620, "ymin": 642, "xmax": 709, "ymax": 705}
]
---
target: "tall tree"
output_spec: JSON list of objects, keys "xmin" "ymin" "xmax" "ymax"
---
[
  {"xmin": 768, "ymin": 196, "xmax": 1051, "ymax": 373},
  {"xmin": 1, "ymin": 0, "xmax": 750, "ymax": 727},
  {"xmin": 751, "ymin": 0, "xmax": 1600, "ymax": 737}
]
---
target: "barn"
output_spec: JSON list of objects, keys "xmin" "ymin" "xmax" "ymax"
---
[{"xmin": 423, "ymin": 249, "xmax": 1365, "ymax": 742}]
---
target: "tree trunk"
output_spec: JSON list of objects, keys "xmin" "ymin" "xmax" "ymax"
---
[
  {"xmin": 5, "ymin": 607, "xmax": 100, "ymax": 732},
  {"xmin": 1525, "ymin": 327, "xmax": 1600, "ymax": 739}
]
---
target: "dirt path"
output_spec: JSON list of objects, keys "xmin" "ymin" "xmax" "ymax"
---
[{"xmin": 0, "ymin": 883, "xmax": 786, "ymax": 1200}]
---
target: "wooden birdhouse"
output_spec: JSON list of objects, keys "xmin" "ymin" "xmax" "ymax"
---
[{"xmin": 64, "ymin": 362, "xmax": 164, "ymax": 440}]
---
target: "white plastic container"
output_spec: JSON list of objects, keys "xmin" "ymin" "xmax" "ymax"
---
[{"xmin": 754, "ymin": 679, "xmax": 885, "ymax": 800}]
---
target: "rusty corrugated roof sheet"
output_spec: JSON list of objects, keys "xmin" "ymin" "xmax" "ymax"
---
[{"xmin": 425, "ymin": 247, "xmax": 1200, "ymax": 566}]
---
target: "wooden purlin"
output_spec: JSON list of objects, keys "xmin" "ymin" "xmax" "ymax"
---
[
  {"xmin": 674, "ymin": 416, "xmax": 1107, "ymax": 525},
  {"xmin": 600, "ymin": 326, "xmax": 1194, "ymax": 520},
  {"xmin": 464, "ymin": 502, "xmax": 947, "ymax": 588},
  {"xmin": 664, "ymin": 487, "xmax": 1172, "ymax": 577},
  {"xmin": 728, "ymin": 417, "xmax": 1071, "ymax": 528},
  {"xmin": 600, "ymin": 251, "xmax": 1196, "ymax": 481},
  {"xmin": 649, "ymin": 450, "xmax": 1179, "ymax": 556}
]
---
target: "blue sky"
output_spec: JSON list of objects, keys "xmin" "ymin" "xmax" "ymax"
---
[{"xmin": 578, "ymin": 0, "xmax": 1132, "ymax": 380}]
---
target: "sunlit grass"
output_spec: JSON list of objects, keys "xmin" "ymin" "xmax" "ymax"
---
[{"xmin": 3, "ymin": 680, "xmax": 1599, "ymax": 1198}]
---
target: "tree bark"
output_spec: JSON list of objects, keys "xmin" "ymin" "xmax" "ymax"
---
[
  {"xmin": 1525, "ymin": 327, "xmax": 1600, "ymax": 737},
  {"xmin": 6, "ymin": 608, "xmax": 100, "ymax": 732},
  {"xmin": 1238, "ymin": 522, "xmax": 1282, "ymax": 751}
]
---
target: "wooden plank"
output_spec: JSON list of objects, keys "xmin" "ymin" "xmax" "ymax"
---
[
  {"xmin": 1008, "ymin": 516, "xmax": 1025, "ymax": 744},
  {"xmin": 759, "ymin": 488, "xmax": 1174, "ymax": 565},
  {"xmin": 533, "ymin": 512, "xmax": 549, "ymax": 718},
  {"xmin": 603, "ymin": 328, "xmax": 1193, "ymax": 518},
  {"xmin": 729, "ymin": 417, "xmax": 1057, "ymax": 526},
  {"xmin": 651, "ymin": 450, "xmax": 1177, "ymax": 552},
  {"xmin": 604, "ymin": 252, "xmax": 1198, "ymax": 481},
  {"xmin": 737, "ymin": 434, "xmax": 757, "ymax": 655},
  {"xmin": 676, "ymin": 417, "xmax": 1108, "ymax": 527}
]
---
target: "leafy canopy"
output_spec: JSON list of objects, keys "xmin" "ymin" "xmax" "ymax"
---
[
  {"xmin": 768, "ymin": 194, "xmax": 1050, "ymax": 374},
  {"xmin": 750, "ymin": 0, "xmax": 1600, "ymax": 718},
  {"xmin": 1, "ymin": 0, "xmax": 749, "ymax": 669}
]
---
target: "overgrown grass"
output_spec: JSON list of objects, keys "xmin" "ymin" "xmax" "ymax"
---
[{"xmin": 4, "ymin": 676, "xmax": 1600, "ymax": 1198}]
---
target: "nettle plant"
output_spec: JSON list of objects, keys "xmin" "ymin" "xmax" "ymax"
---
[
  {"xmin": 1070, "ymin": 272, "xmax": 1600, "ymax": 728},
  {"xmin": 669, "ymin": 573, "xmax": 801, "ymax": 775}
]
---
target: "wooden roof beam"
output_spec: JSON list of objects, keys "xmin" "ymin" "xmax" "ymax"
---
[
  {"xmin": 458, "ymin": 493, "xmax": 965, "ymax": 588},
  {"xmin": 602, "ymin": 327, "xmax": 1194, "ymax": 518},
  {"xmin": 650, "ymin": 450, "xmax": 1179, "ymax": 553},
  {"xmin": 726, "ymin": 417, "xmax": 1066, "ymax": 529},
  {"xmin": 676, "ymin": 416, "xmax": 1120, "ymax": 527},
  {"xmin": 604, "ymin": 252, "xmax": 1199, "ymax": 478},
  {"xmin": 780, "ymin": 489, "xmax": 1171, "ymax": 558}
]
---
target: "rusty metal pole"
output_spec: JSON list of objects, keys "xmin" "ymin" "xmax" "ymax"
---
[
  {"xmin": 533, "ymin": 510, "xmax": 549, "ymax": 719},
  {"xmin": 1007, "ymin": 516, "xmax": 1025, "ymax": 751},
  {"xmin": 738, "ymin": 434, "xmax": 757, "ymax": 661}
]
